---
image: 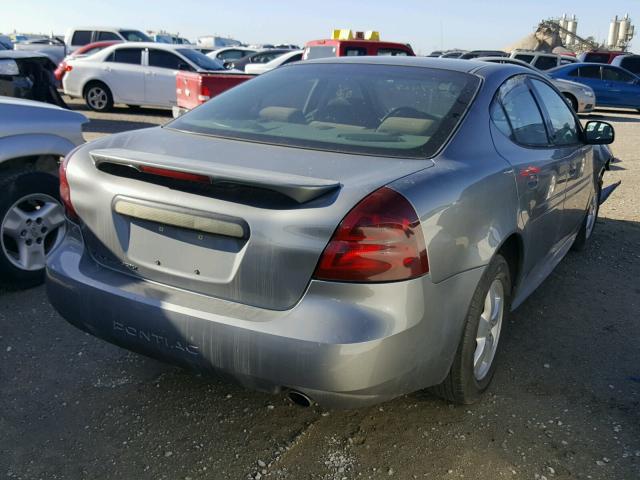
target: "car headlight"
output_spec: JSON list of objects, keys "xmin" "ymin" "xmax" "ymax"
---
[{"xmin": 582, "ymin": 88, "xmax": 594, "ymax": 97}]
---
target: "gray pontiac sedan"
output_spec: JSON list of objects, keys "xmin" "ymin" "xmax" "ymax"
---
[{"xmin": 46, "ymin": 57, "xmax": 614, "ymax": 408}]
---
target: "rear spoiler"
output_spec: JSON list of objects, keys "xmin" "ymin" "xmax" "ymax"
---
[{"xmin": 90, "ymin": 148, "xmax": 341, "ymax": 204}]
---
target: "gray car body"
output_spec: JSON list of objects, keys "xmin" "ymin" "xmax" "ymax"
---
[
  {"xmin": 46, "ymin": 57, "xmax": 601, "ymax": 407},
  {"xmin": 0, "ymin": 96, "xmax": 86, "ymax": 169}
]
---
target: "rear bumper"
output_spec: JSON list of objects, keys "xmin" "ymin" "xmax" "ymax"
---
[{"xmin": 46, "ymin": 225, "xmax": 484, "ymax": 408}]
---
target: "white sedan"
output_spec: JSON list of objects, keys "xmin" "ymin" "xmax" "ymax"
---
[
  {"xmin": 244, "ymin": 50, "xmax": 303, "ymax": 75},
  {"xmin": 62, "ymin": 43, "xmax": 227, "ymax": 111}
]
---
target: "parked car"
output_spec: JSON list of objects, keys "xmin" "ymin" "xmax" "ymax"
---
[
  {"xmin": 476, "ymin": 57, "xmax": 595, "ymax": 112},
  {"xmin": 244, "ymin": 50, "xmax": 303, "ymax": 74},
  {"xmin": 510, "ymin": 51, "xmax": 577, "ymax": 70},
  {"xmin": 439, "ymin": 51, "xmax": 467, "ymax": 58},
  {"xmin": 48, "ymin": 57, "xmax": 615, "ymax": 408},
  {"xmin": 13, "ymin": 37, "xmax": 68, "ymax": 65},
  {"xmin": 207, "ymin": 47, "xmax": 256, "ymax": 64},
  {"xmin": 0, "ymin": 97, "xmax": 87, "ymax": 288},
  {"xmin": 548, "ymin": 63, "xmax": 640, "ymax": 111},
  {"xmin": 611, "ymin": 54, "xmax": 640, "ymax": 76},
  {"xmin": 227, "ymin": 49, "xmax": 292, "ymax": 71},
  {"xmin": 54, "ymin": 40, "xmax": 122, "ymax": 82},
  {"xmin": 62, "ymin": 42, "xmax": 229, "ymax": 111},
  {"xmin": 64, "ymin": 27, "xmax": 150, "ymax": 52},
  {"xmin": 577, "ymin": 51, "xmax": 626, "ymax": 64},
  {"xmin": 459, "ymin": 50, "xmax": 508, "ymax": 59},
  {"xmin": 0, "ymin": 35, "xmax": 12, "ymax": 50},
  {"xmin": 0, "ymin": 51, "xmax": 67, "ymax": 107}
]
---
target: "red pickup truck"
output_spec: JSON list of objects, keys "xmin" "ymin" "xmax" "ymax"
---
[
  {"xmin": 173, "ymin": 71, "xmax": 254, "ymax": 117},
  {"xmin": 303, "ymin": 30, "xmax": 415, "ymax": 59}
]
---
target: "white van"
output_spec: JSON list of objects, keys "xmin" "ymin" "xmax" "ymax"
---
[
  {"xmin": 510, "ymin": 51, "xmax": 577, "ymax": 70},
  {"xmin": 64, "ymin": 27, "xmax": 151, "ymax": 51}
]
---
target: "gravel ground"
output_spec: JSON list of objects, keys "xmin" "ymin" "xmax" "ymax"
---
[{"xmin": 1, "ymin": 99, "xmax": 638, "ymax": 480}]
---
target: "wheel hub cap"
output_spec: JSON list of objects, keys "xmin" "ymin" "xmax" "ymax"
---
[
  {"xmin": 1, "ymin": 194, "xmax": 66, "ymax": 271},
  {"xmin": 473, "ymin": 279, "xmax": 505, "ymax": 381}
]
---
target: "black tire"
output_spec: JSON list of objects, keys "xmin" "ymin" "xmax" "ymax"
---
[
  {"xmin": 83, "ymin": 81, "xmax": 113, "ymax": 112},
  {"xmin": 0, "ymin": 171, "xmax": 63, "ymax": 289},
  {"xmin": 432, "ymin": 254, "xmax": 512, "ymax": 404},
  {"xmin": 572, "ymin": 177, "xmax": 601, "ymax": 251},
  {"xmin": 564, "ymin": 93, "xmax": 579, "ymax": 113}
]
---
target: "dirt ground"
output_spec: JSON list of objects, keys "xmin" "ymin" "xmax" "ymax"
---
[{"xmin": 1, "ymin": 99, "xmax": 638, "ymax": 480}]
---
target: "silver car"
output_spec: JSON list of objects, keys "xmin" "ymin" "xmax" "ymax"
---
[
  {"xmin": 47, "ymin": 57, "xmax": 614, "ymax": 408},
  {"xmin": 475, "ymin": 57, "xmax": 596, "ymax": 113}
]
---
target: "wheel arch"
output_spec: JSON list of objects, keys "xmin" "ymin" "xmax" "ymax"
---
[
  {"xmin": 82, "ymin": 78, "xmax": 112, "ymax": 97},
  {"xmin": 494, "ymin": 231, "xmax": 524, "ymax": 294}
]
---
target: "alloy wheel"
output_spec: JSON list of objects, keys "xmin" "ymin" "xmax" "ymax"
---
[{"xmin": 473, "ymin": 278, "xmax": 505, "ymax": 381}]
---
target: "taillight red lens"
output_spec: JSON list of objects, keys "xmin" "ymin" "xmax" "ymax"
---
[
  {"xmin": 313, "ymin": 187, "xmax": 429, "ymax": 282},
  {"xmin": 139, "ymin": 166, "xmax": 210, "ymax": 184},
  {"xmin": 64, "ymin": 64, "xmax": 73, "ymax": 72},
  {"xmin": 201, "ymin": 85, "xmax": 212, "ymax": 98},
  {"xmin": 59, "ymin": 151, "xmax": 79, "ymax": 220}
]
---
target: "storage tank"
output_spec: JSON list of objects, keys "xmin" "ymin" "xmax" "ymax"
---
[
  {"xmin": 566, "ymin": 16, "xmax": 578, "ymax": 46},
  {"xmin": 608, "ymin": 16, "xmax": 620, "ymax": 48},
  {"xmin": 618, "ymin": 14, "xmax": 630, "ymax": 46},
  {"xmin": 559, "ymin": 14, "xmax": 568, "ymax": 31}
]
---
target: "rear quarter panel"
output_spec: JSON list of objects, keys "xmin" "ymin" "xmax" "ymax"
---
[{"xmin": 390, "ymin": 77, "xmax": 520, "ymax": 284}]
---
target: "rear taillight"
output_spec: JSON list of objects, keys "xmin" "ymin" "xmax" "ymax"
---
[
  {"xmin": 59, "ymin": 150, "xmax": 79, "ymax": 220},
  {"xmin": 64, "ymin": 64, "xmax": 73, "ymax": 72},
  {"xmin": 313, "ymin": 187, "xmax": 429, "ymax": 282},
  {"xmin": 199, "ymin": 84, "xmax": 212, "ymax": 102}
]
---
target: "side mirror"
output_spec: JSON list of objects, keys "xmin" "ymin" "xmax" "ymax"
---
[{"xmin": 584, "ymin": 120, "xmax": 615, "ymax": 145}]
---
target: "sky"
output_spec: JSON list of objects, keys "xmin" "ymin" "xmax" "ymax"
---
[{"xmin": 1, "ymin": 0, "xmax": 637, "ymax": 54}]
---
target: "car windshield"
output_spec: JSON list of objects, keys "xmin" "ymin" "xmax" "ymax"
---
[
  {"xmin": 168, "ymin": 63, "xmax": 480, "ymax": 158},
  {"xmin": 118, "ymin": 30, "xmax": 151, "ymax": 42},
  {"xmin": 176, "ymin": 48, "xmax": 224, "ymax": 70}
]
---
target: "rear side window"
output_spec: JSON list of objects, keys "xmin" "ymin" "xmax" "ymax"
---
[
  {"xmin": 107, "ymin": 48, "xmax": 142, "ymax": 65},
  {"xmin": 533, "ymin": 56, "xmax": 558, "ymax": 71},
  {"xmin": 602, "ymin": 66, "xmax": 636, "ymax": 83},
  {"xmin": 71, "ymin": 30, "xmax": 91, "ymax": 46},
  {"xmin": 377, "ymin": 48, "xmax": 409, "ymax": 56},
  {"xmin": 218, "ymin": 50, "xmax": 247, "ymax": 60},
  {"xmin": 97, "ymin": 31, "xmax": 120, "ymax": 41},
  {"xmin": 530, "ymin": 79, "xmax": 579, "ymax": 146},
  {"xmin": 584, "ymin": 53, "xmax": 610, "ymax": 63},
  {"xmin": 148, "ymin": 49, "xmax": 183, "ymax": 69},
  {"xmin": 118, "ymin": 30, "xmax": 151, "ymax": 42},
  {"xmin": 498, "ymin": 77, "xmax": 549, "ymax": 146}
]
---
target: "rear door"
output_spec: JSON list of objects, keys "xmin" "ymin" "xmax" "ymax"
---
[
  {"xmin": 144, "ymin": 48, "xmax": 193, "ymax": 107},
  {"xmin": 529, "ymin": 78, "xmax": 592, "ymax": 241},
  {"xmin": 601, "ymin": 66, "xmax": 640, "ymax": 108},
  {"xmin": 103, "ymin": 47, "xmax": 145, "ymax": 103},
  {"xmin": 490, "ymin": 75, "xmax": 569, "ymax": 276}
]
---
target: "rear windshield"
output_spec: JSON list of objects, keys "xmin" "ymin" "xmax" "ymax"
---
[
  {"xmin": 304, "ymin": 46, "xmax": 337, "ymax": 60},
  {"xmin": 118, "ymin": 30, "xmax": 151, "ymax": 42},
  {"xmin": 176, "ymin": 48, "xmax": 224, "ymax": 70},
  {"xmin": 168, "ymin": 63, "xmax": 480, "ymax": 159}
]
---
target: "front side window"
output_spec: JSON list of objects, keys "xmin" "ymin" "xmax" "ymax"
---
[
  {"xmin": 168, "ymin": 64, "xmax": 480, "ymax": 159},
  {"xmin": 514, "ymin": 54, "xmax": 535, "ymax": 64},
  {"xmin": 530, "ymin": 79, "xmax": 579, "ymax": 146},
  {"xmin": 584, "ymin": 53, "xmax": 610, "ymax": 63},
  {"xmin": 577, "ymin": 66, "xmax": 601, "ymax": 79},
  {"xmin": 71, "ymin": 30, "xmax": 91, "ymax": 46},
  {"xmin": 498, "ymin": 77, "xmax": 549, "ymax": 146},
  {"xmin": 107, "ymin": 48, "xmax": 142, "ymax": 65},
  {"xmin": 602, "ymin": 66, "xmax": 636, "ymax": 83},
  {"xmin": 218, "ymin": 50, "xmax": 248, "ymax": 60}
]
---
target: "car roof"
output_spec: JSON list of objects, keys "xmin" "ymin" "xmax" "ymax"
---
[
  {"xmin": 109, "ymin": 42, "xmax": 188, "ymax": 50},
  {"xmin": 302, "ymin": 55, "xmax": 492, "ymax": 73}
]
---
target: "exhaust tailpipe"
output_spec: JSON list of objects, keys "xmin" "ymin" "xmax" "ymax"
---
[{"xmin": 288, "ymin": 390, "xmax": 312, "ymax": 407}]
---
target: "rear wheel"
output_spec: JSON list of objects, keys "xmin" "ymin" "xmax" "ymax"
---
[
  {"xmin": 572, "ymin": 179, "xmax": 601, "ymax": 251},
  {"xmin": 432, "ymin": 254, "xmax": 511, "ymax": 404},
  {"xmin": 0, "ymin": 171, "xmax": 66, "ymax": 289},
  {"xmin": 84, "ymin": 82, "xmax": 113, "ymax": 112}
]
